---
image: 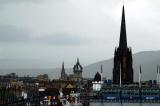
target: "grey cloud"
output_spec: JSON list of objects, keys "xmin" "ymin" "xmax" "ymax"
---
[
  {"xmin": 0, "ymin": 24, "xmax": 87, "ymax": 45},
  {"xmin": 0, "ymin": 0, "xmax": 45, "ymax": 4},
  {"xmin": 0, "ymin": 0, "xmax": 160, "ymax": 69},
  {"xmin": 0, "ymin": 24, "xmax": 31, "ymax": 42},
  {"xmin": 34, "ymin": 33, "xmax": 88, "ymax": 46}
]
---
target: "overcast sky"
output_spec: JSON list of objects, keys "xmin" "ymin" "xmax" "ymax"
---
[{"xmin": 0, "ymin": 0, "xmax": 160, "ymax": 69}]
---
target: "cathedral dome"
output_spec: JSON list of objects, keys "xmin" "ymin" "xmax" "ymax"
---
[{"xmin": 93, "ymin": 72, "xmax": 101, "ymax": 82}]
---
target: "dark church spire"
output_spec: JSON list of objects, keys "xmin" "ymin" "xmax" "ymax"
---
[
  {"xmin": 61, "ymin": 62, "xmax": 65, "ymax": 75},
  {"xmin": 119, "ymin": 6, "xmax": 127, "ymax": 49},
  {"xmin": 60, "ymin": 61, "xmax": 68, "ymax": 80},
  {"xmin": 113, "ymin": 5, "xmax": 133, "ymax": 84}
]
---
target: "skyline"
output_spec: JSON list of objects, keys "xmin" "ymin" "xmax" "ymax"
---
[{"xmin": 0, "ymin": 0, "xmax": 160, "ymax": 68}]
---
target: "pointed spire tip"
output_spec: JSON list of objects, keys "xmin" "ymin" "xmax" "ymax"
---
[
  {"xmin": 122, "ymin": 0, "xmax": 126, "ymax": 6},
  {"xmin": 77, "ymin": 57, "xmax": 79, "ymax": 62},
  {"xmin": 119, "ymin": 4, "xmax": 127, "ymax": 49}
]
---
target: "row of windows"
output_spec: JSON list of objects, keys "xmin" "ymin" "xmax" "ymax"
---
[{"xmin": 103, "ymin": 92, "xmax": 160, "ymax": 95}]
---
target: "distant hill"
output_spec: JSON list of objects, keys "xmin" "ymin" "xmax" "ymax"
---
[
  {"xmin": 83, "ymin": 50, "xmax": 160, "ymax": 81},
  {"xmin": 0, "ymin": 51, "xmax": 160, "ymax": 81}
]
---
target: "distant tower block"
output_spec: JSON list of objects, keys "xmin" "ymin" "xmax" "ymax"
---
[
  {"xmin": 113, "ymin": 6, "xmax": 133, "ymax": 84},
  {"xmin": 73, "ymin": 58, "xmax": 83, "ymax": 81}
]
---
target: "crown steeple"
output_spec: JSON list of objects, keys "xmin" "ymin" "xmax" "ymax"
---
[
  {"xmin": 119, "ymin": 6, "xmax": 127, "ymax": 49},
  {"xmin": 77, "ymin": 57, "xmax": 79, "ymax": 63}
]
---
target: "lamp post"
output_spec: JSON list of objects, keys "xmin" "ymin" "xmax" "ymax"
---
[{"xmin": 139, "ymin": 65, "xmax": 142, "ymax": 106}]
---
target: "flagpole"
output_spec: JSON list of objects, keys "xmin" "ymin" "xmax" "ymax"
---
[
  {"xmin": 101, "ymin": 64, "xmax": 103, "ymax": 82},
  {"xmin": 119, "ymin": 63, "xmax": 122, "ymax": 106},
  {"xmin": 158, "ymin": 66, "xmax": 160, "ymax": 86},
  {"xmin": 100, "ymin": 64, "xmax": 103, "ymax": 106},
  {"xmin": 157, "ymin": 65, "xmax": 159, "ymax": 85},
  {"xmin": 139, "ymin": 65, "xmax": 141, "ymax": 88},
  {"xmin": 120, "ymin": 64, "xmax": 122, "ymax": 88},
  {"xmin": 139, "ymin": 65, "xmax": 142, "ymax": 106}
]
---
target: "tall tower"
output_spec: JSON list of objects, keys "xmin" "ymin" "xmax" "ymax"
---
[{"xmin": 113, "ymin": 6, "xmax": 133, "ymax": 84}]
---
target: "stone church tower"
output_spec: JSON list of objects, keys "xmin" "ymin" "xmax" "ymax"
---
[
  {"xmin": 73, "ymin": 58, "xmax": 83, "ymax": 81},
  {"xmin": 113, "ymin": 6, "xmax": 133, "ymax": 84}
]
